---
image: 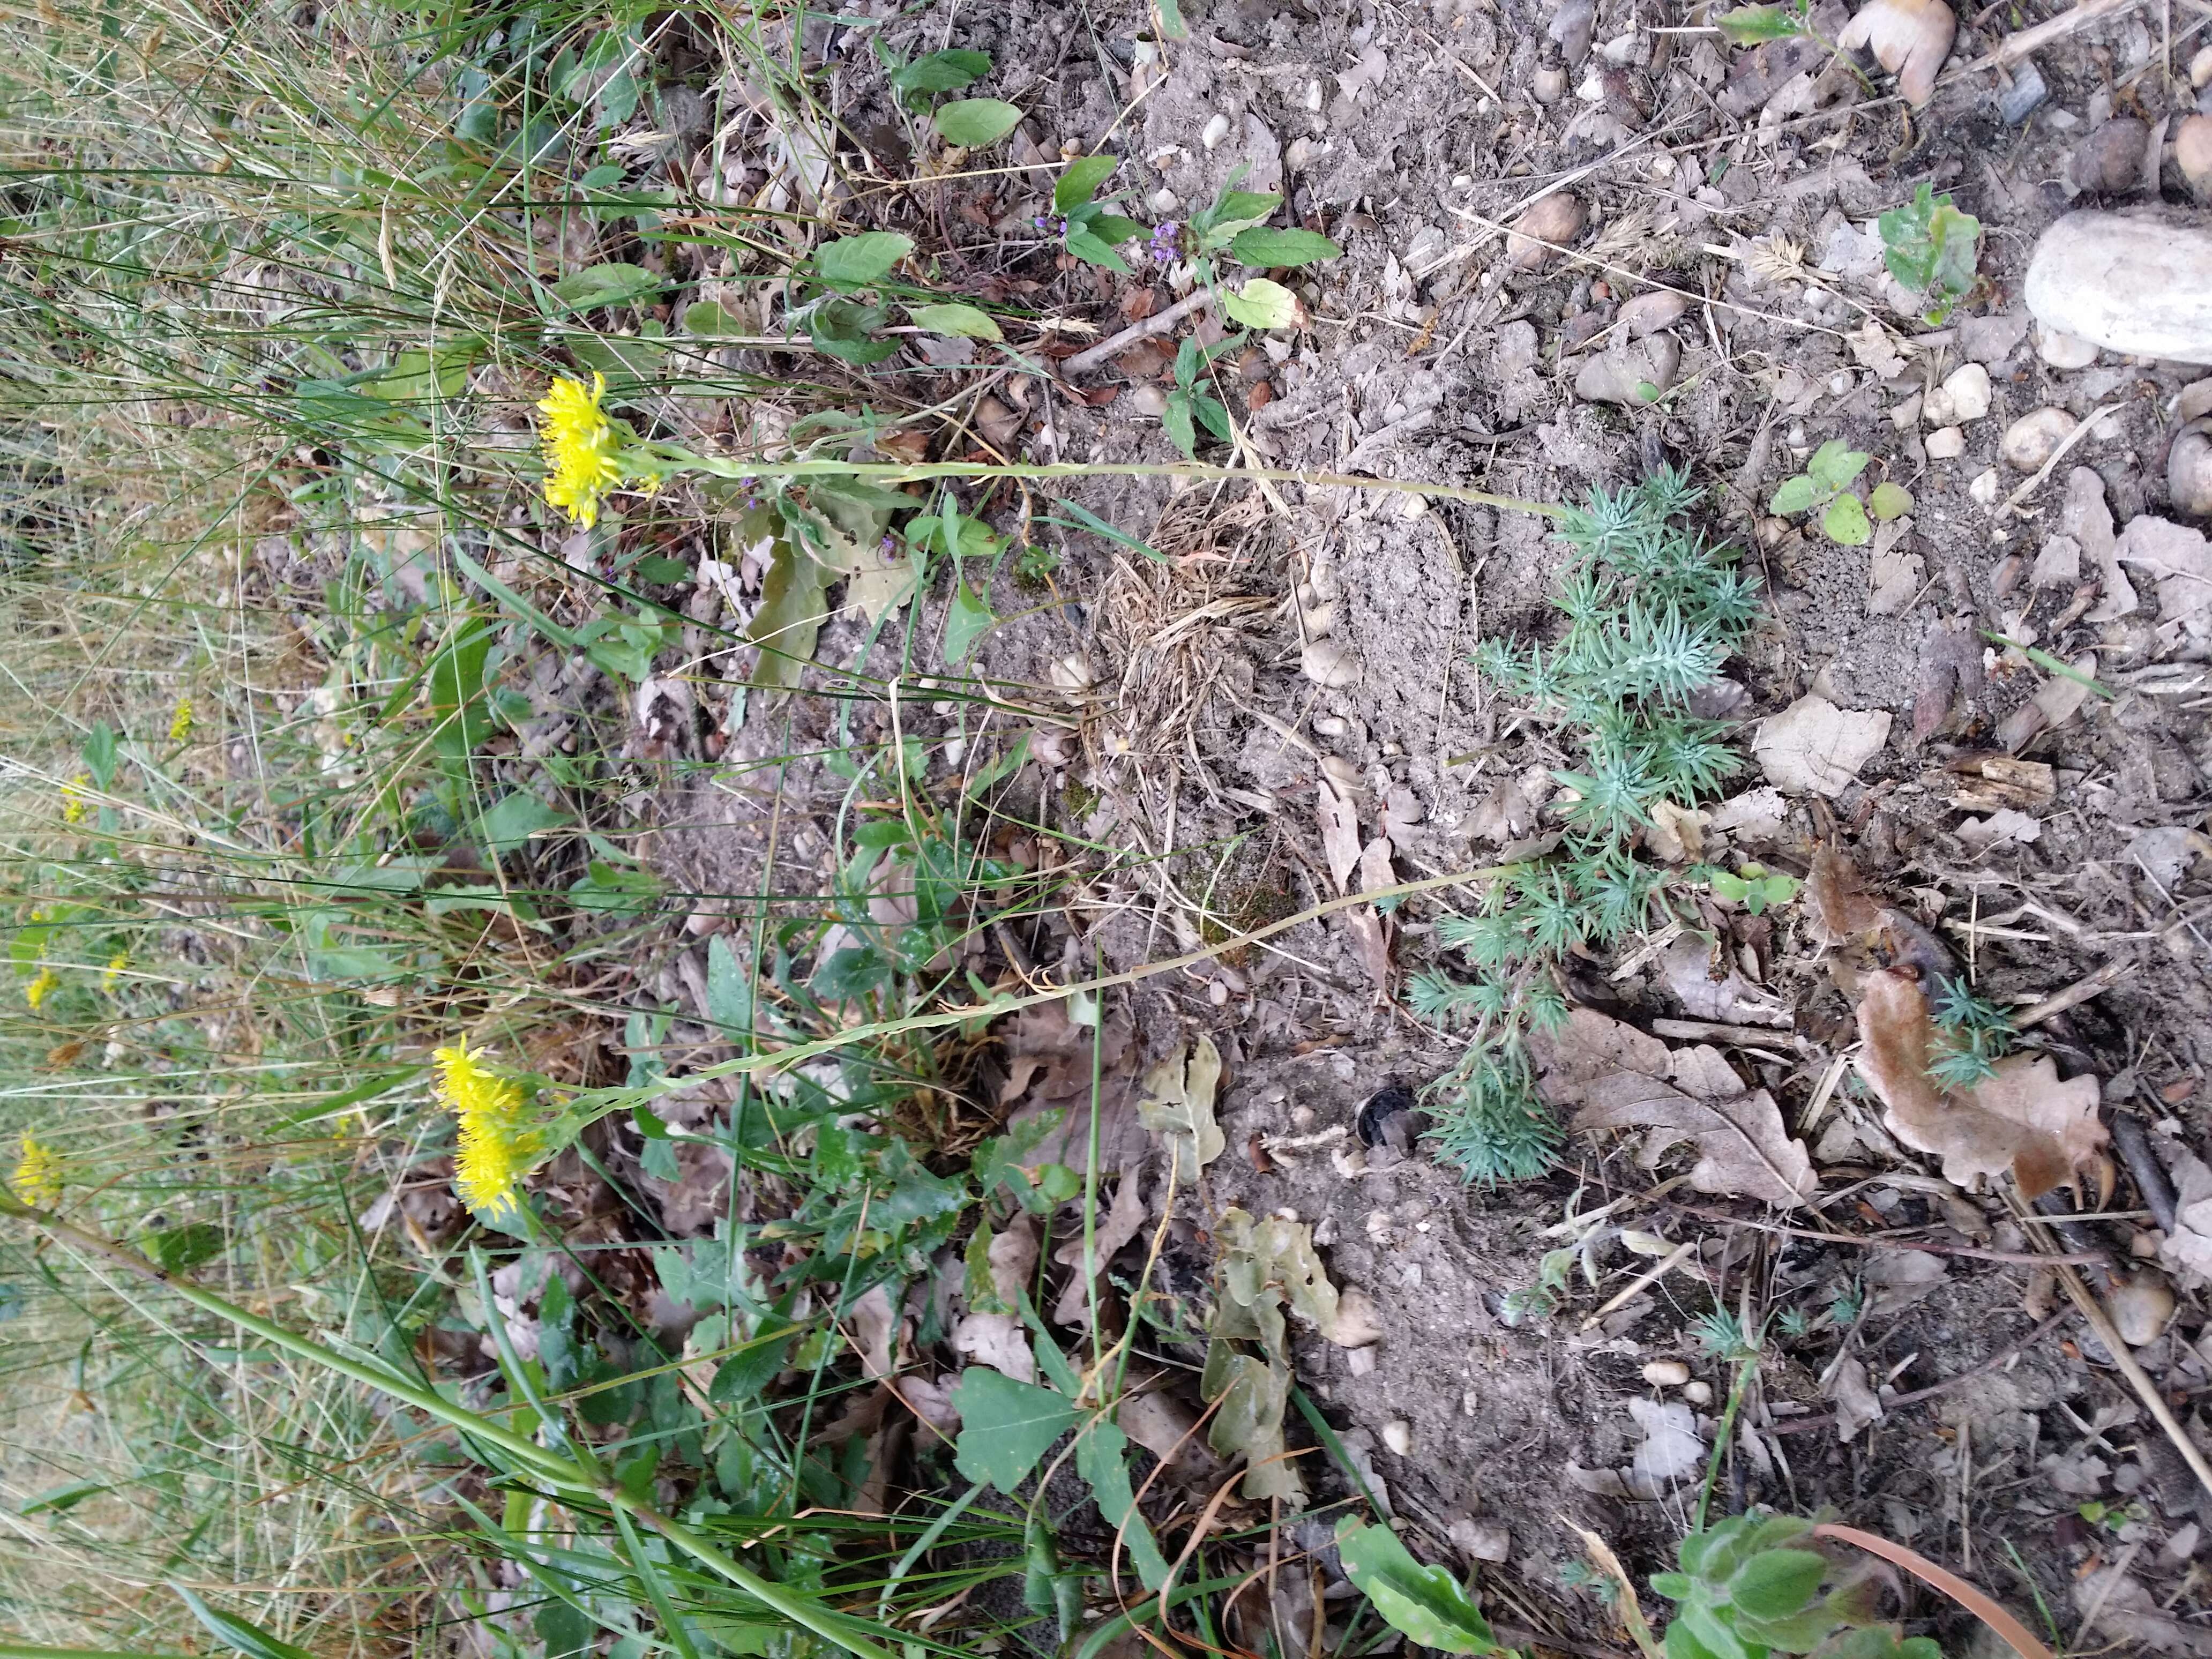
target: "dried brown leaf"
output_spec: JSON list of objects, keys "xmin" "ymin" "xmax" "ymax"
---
[
  {"xmin": 1805, "ymin": 845, "xmax": 1885, "ymax": 947},
  {"xmin": 1138, "ymin": 1034, "xmax": 1225, "ymax": 1185},
  {"xmin": 1911, "ymin": 615, "xmax": 1983, "ymax": 744},
  {"xmin": 1854, "ymin": 969, "xmax": 2106, "ymax": 1198},
  {"xmin": 1572, "ymin": 1050, "xmax": 1816, "ymax": 1207},
  {"xmin": 1317, "ymin": 779, "xmax": 1362, "ymax": 895},
  {"xmin": 1051, "ymin": 1166, "xmax": 1148, "ymax": 1325}
]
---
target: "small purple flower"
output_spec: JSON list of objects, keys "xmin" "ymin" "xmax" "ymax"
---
[
  {"xmin": 880, "ymin": 534, "xmax": 896, "ymax": 553},
  {"xmin": 1032, "ymin": 214, "xmax": 1048, "ymax": 230}
]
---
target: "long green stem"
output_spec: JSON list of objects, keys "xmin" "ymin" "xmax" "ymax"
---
[
  {"xmin": 629, "ymin": 445, "xmax": 1559, "ymax": 519},
  {"xmin": 0, "ymin": 1193, "xmax": 902, "ymax": 1659},
  {"xmin": 1692, "ymin": 1355, "xmax": 1757, "ymax": 1535}
]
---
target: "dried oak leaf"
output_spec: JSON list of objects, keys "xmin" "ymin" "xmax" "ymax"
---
[
  {"xmin": 1854, "ymin": 969, "xmax": 2105, "ymax": 1198},
  {"xmin": 1754, "ymin": 694, "xmax": 1892, "ymax": 797},
  {"xmin": 1805, "ymin": 845, "xmax": 1886, "ymax": 947},
  {"xmin": 1051, "ymin": 1165, "xmax": 1148, "ymax": 1325},
  {"xmin": 1572, "ymin": 1044, "xmax": 1817, "ymax": 1207},
  {"xmin": 1138, "ymin": 1034, "xmax": 1226, "ymax": 1185}
]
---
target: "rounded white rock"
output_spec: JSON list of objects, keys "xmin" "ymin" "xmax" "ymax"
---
[
  {"xmin": 1382, "ymin": 1418, "xmax": 1414, "ymax": 1456},
  {"xmin": 2038, "ymin": 328, "xmax": 2098, "ymax": 368},
  {"xmin": 1302, "ymin": 639, "xmax": 1362, "ymax": 688},
  {"xmin": 2023, "ymin": 209, "xmax": 2212, "ymax": 365},
  {"xmin": 2002, "ymin": 407, "xmax": 2078, "ymax": 470},
  {"xmin": 1942, "ymin": 362, "xmax": 1993, "ymax": 422},
  {"xmin": 1200, "ymin": 113, "xmax": 1231, "ymax": 151},
  {"xmin": 1925, "ymin": 425, "xmax": 1966, "ymax": 459},
  {"xmin": 1642, "ymin": 1359, "xmax": 1691, "ymax": 1387}
]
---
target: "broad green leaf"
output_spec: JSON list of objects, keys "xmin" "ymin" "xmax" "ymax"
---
[
  {"xmin": 372, "ymin": 342, "xmax": 476, "ymax": 402},
  {"xmin": 814, "ymin": 232, "xmax": 914, "ymax": 288},
  {"xmin": 1053, "ymin": 154, "xmax": 1119, "ymax": 212},
  {"xmin": 550, "ymin": 260, "xmax": 661, "ymax": 311},
  {"xmin": 83, "ymin": 720, "xmax": 117, "ymax": 789},
  {"xmin": 950, "ymin": 1367, "xmax": 1079, "ymax": 1491},
  {"xmin": 844, "ymin": 535, "xmax": 921, "ymax": 625},
  {"xmin": 1767, "ymin": 474, "xmax": 1819, "ymax": 515},
  {"xmin": 1156, "ymin": 0, "xmax": 1189, "ymax": 40},
  {"xmin": 1869, "ymin": 481, "xmax": 1913, "ymax": 521},
  {"xmin": 943, "ymin": 578, "xmax": 995, "ymax": 666},
  {"xmin": 744, "ymin": 539, "xmax": 831, "ymax": 689},
  {"xmin": 933, "ymin": 98, "xmax": 1022, "ymax": 149},
  {"xmin": 909, "ymin": 302, "xmax": 1003, "ymax": 341},
  {"xmin": 1806, "ymin": 439, "xmax": 1870, "ymax": 490},
  {"xmin": 1092, "ymin": 214, "xmax": 1148, "ymax": 245},
  {"xmin": 1162, "ymin": 393, "xmax": 1198, "ymax": 459},
  {"xmin": 1215, "ymin": 190, "xmax": 1283, "ymax": 226},
  {"xmin": 891, "ymin": 48, "xmax": 991, "ymax": 99},
  {"xmin": 1334, "ymin": 1521, "xmax": 1503, "ymax": 1655},
  {"xmin": 1074, "ymin": 1422, "xmax": 1171, "ymax": 1589},
  {"xmin": 1715, "ymin": 3, "xmax": 1806, "ymax": 43},
  {"xmin": 1728, "ymin": 1548, "xmax": 1828, "ymax": 1621},
  {"xmin": 683, "ymin": 300, "xmax": 747, "ymax": 337},
  {"xmin": 1822, "ymin": 492, "xmax": 1871, "ymax": 545},
  {"xmin": 1194, "ymin": 393, "xmax": 1235, "ymax": 444},
  {"xmin": 1228, "ymin": 226, "xmax": 1342, "ymax": 267},
  {"xmin": 1062, "ymin": 227, "xmax": 1130, "ymax": 273},
  {"xmin": 478, "ymin": 791, "xmax": 571, "ymax": 856},
  {"xmin": 1219, "ymin": 276, "xmax": 1303, "ymax": 330},
  {"xmin": 173, "ymin": 1583, "xmax": 318, "ymax": 1659},
  {"xmin": 705, "ymin": 933, "xmax": 754, "ymax": 1037},
  {"xmin": 808, "ymin": 299, "xmax": 900, "ymax": 365},
  {"xmin": 426, "ymin": 620, "xmax": 495, "ymax": 769}
]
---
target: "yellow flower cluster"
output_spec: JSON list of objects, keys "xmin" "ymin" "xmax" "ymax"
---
[
  {"xmin": 536, "ymin": 373, "xmax": 628, "ymax": 529},
  {"xmin": 103, "ymin": 949, "xmax": 130, "ymax": 991},
  {"xmin": 170, "ymin": 697, "xmax": 195, "ymax": 742},
  {"xmin": 433, "ymin": 1040, "xmax": 542, "ymax": 1222},
  {"xmin": 61, "ymin": 774, "xmax": 91, "ymax": 825},
  {"xmin": 12, "ymin": 1135, "xmax": 61, "ymax": 1208},
  {"xmin": 25, "ymin": 968, "xmax": 57, "ymax": 1011}
]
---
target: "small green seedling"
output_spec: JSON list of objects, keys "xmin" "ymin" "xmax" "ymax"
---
[
  {"xmin": 1927, "ymin": 978, "xmax": 2014, "ymax": 1090},
  {"xmin": 1715, "ymin": 1, "xmax": 1876, "ymax": 93},
  {"xmin": 871, "ymin": 44, "xmax": 1023, "ymax": 148},
  {"xmin": 1707, "ymin": 861, "xmax": 1800, "ymax": 916},
  {"xmin": 1163, "ymin": 334, "xmax": 1235, "ymax": 458},
  {"xmin": 1877, "ymin": 183, "xmax": 1983, "ymax": 326},
  {"xmin": 1769, "ymin": 439, "xmax": 1910, "ymax": 547}
]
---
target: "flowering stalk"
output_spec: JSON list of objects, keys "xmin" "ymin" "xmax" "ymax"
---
[
  {"xmin": 432, "ymin": 1039, "xmax": 543, "ymax": 1221},
  {"xmin": 11, "ymin": 1135, "xmax": 61, "ymax": 1208},
  {"xmin": 526, "ymin": 371, "xmax": 1553, "ymax": 525}
]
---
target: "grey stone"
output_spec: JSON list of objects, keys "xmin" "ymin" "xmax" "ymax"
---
[{"xmin": 1997, "ymin": 61, "xmax": 2047, "ymax": 124}]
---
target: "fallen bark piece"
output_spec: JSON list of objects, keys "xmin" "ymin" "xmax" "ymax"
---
[{"xmin": 1854, "ymin": 969, "xmax": 2105, "ymax": 1198}]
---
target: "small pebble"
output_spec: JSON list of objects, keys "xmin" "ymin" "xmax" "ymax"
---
[
  {"xmin": 1969, "ymin": 467, "xmax": 2001, "ymax": 504},
  {"xmin": 2038, "ymin": 328, "xmax": 2098, "ymax": 368},
  {"xmin": 1314, "ymin": 714, "xmax": 1348, "ymax": 736},
  {"xmin": 1128, "ymin": 384, "xmax": 1168, "ymax": 417},
  {"xmin": 1200, "ymin": 113, "xmax": 1231, "ymax": 151},
  {"xmin": 1942, "ymin": 362, "xmax": 1992, "ymax": 422},
  {"xmin": 1301, "ymin": 639, "xmax": 1361, "ymax": 688},
  {"xmin": 2002, "ymin": 407, "xmax": 2078, "ymax": 470},
  {"xmin": 1506, "ymin": 192, "xmax": 1586, "ymax": 268},
  {"xmin": 1684, "ymin": 1380, "xmax": 1714, "ymax": 1406},
  {"xmin": 1149, "ymin": 187, "xmax": 1180, "ymax": 214},
  {"xmin": 1998, "ymin": 60, "xmax": 2047, "ymax": 124},
  {"xmin": 1208, "ymin": 979, "xmax": 1229, "ymax": 1006},
  {"xmin": 2180, "ymin": 115, "xmax": 2212, "ymax": 198},
  {"xmin": 1642, "ymin": 1359, "xmax": 1691, "ymax": 1387},
  {"xmin": 2070, "ymin": 117, "xmax": 2151, "ymax": 195},
  {"xmin": 1532, "ymin": 65, "xmax": 1568, "ymax": 104},
  {"xmin": 1925, "ymin": 425, "xmax": 1965, "ymax": 459},
  {"xmin": 2108, "ymin": 1268, "xmax": 2177, "ymax": 1346},
  {"xmin": 2170, "ymin": 425, "xmax": 2212, "ymax": 517},
  {"xmin": 1382, "ymin": 1419, "xmax": 1414, "ymax": 1456},
  {"xmin": 2194, "ymin": 43, "xmax": 2212, "ymax": 87}
]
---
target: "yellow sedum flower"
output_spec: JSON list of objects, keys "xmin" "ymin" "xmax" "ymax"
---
[
  {"xmin": 13, "ymin": 1135, "xmax": 61, "ymax": 1208},
  {"xmin": 536, "ymin": 373, "xmax": 627, "ymax": 529},
  {"xmin": 61, "ymin": 773, "xmax": 91, "ymax": 825},
  {"xmin": 25, "ymin": 968, "xmax": 58, "ymax": 1011},
  {"xmin": 103, "ymin": 949, "xmax": 130, "ymax": 991},
  {"xmin": 433, "ymin": 1039, "xmax": 542, "ymax": 1221},
  {"xmin": 170, "ymin": 697, "xmax": 195, "ymax": 742}
]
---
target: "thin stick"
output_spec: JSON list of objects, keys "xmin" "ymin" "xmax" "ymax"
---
[
  {"xmin": 1063, "ymin": 289, "xmax": 1214, "ymax": 375},
  {"xmin": 2013, "ymin": 958, "xmax": 2128, "ymax": 1028},
  {"xmin": 1661, "ymin": 1204, "xmax": 2106, "ymax": 1265},
  {"xmin": 2006, "ymin": 1187, "xmax": 2212, "ymax": 1504}
]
